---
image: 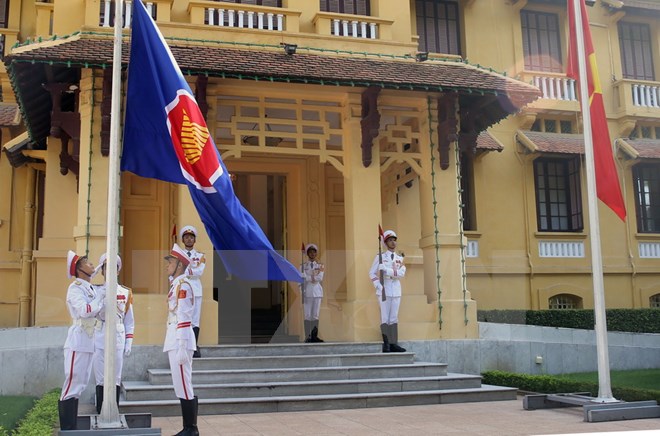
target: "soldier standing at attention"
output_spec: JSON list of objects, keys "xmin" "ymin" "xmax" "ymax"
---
[
  {"xmin": 302, "ymin": 243, "xmax": 324, "ymax": 343},
  {"xmin": 369, "ymin": 230, "xmax": 407, "ymax": 353},
  {"xmin": 164, "ymin": 244, "xmax": 199, "ymax": 436},
  {"xmin": 179, "ymin": 225, "xmax": 205, "ymax": 358},
  {"xmin": 92, "ymin": 253, "xmax": 135, "ymax": 413},
  {"xmin": 59, "ymin": 251, "xmax": 105, "ymax": 430}
]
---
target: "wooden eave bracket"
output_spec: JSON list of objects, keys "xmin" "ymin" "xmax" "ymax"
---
[
  {"xmin": 44, "ymin": 82, "xmax": 81, "ymax": 179},
  {"xmin": 360, "ymin": 86, "xmax": 381, "ymax": 167},
  {"xmin": 437, "ymin": 94, "xmax": 458, "ymax": 170},
  {"xmin": 195, "ymin": 75, "xmax": 209, "ymax": 120}
]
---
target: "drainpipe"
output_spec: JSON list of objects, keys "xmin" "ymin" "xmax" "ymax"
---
[{"xmin": 18, "ymin": 167, "xmax": 36, "ymax": 327}]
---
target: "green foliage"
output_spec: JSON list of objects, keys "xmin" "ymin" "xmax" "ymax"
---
[
  {"xmin": 477, "ymin": 309, "xmax": 660, "ymax": 333},
  {"xmin": 10, "ymin": 389, "xmax": 60, "ymax": 436},
  {"xmin": 0, "ymin": 396, "xmax": 36, "ymax": 432},
  {"xmin": 482, "ymin": 370, "xmax": 660, "ymax": 403}
]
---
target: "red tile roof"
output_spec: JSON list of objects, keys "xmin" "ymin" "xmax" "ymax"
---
[
  {"xmin": 476, "ymin": 131, "xmax": 504, "ymax": 151},
  {"xmin": 517, "ymin": 130, "xmax": 584, "ymax": 155},
  {"xmin": 621, "ymin": 1, "xmax": 660, "ymax": 11},
  {"xmin": 622, "ymin": 138, "xmax": 660, "ymax": 159},
  {"xmin": 0, "ymin": 103, "xmax": 21, "ymax": 126}
]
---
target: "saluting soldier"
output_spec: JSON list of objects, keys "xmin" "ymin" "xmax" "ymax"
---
[
  {"xmin": 164, "ymin": 244, "xmax": 199, "ymax": 436},
  {"xmin": 302, "ymin": 243, "xmax": 325, "ymax": 343},
  {"xmin": 179, "ymin": 225, "xmax": 206, "ymax": 358},
  {"xmin": 59, "ymin": 250, "xmax": 105, "ymax": 430},
  {"xmin": 92, "ymin": 253, "xmax": 135, "ymax": 413},
  {"xmin": 369, "ymin": 230, "xmax": 407, "ymax": 353}
]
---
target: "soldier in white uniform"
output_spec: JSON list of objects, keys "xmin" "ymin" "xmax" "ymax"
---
[
  {"xmin": 59, "ymin": 250, "xmax": 105, "ymax": 430},
  {"xmin": 164, "ymin": 244, "xmax": 199, "ymax": 436},
  {"xmin": 92, "ymin": 253, "xmax": 135, "ymax": 413},
  {"xmin": 369, "ymin": 230, "xmax": 407, "ymax": 353},
  {"xmin": 180, "ymin": 225, "xmax": 206, "ymax": 358},
  {"xmin": 302, "ymin": 243, "xmax": 324, "ymax": 343}
]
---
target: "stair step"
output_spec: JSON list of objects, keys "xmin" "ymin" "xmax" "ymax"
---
[
  {"xmin": 118, "ymin": 385, "xmax": 517, "ymax": 417},
  {"xmin": 198, "ymin": 342, "xmax": 384, "ymax": 357},
  {"xmin": 147, "ymin": 362, "xmax": 447, "ymax": 385},
  {"xmin": 189, "ymin": 352, "xmax": 415, "ymax": 370},
  {"xmin": 123, "ymin": 374, "xmax": 482, "ymax": 401}
]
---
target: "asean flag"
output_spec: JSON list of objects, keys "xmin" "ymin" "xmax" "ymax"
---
[{"xmin": 121, "ymin": 0, "xmax": 302, "ymax": 282}]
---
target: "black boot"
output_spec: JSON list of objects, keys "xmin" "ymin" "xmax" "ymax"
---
[
  {"xmin": 380, "ymin": 323, "xmax": 390, "ymax": 353},
  {"xmin": 116, "ymin": 385, "xmax": 121, "ymax": 407},
  {"xmin": 304, "ymin": 320, "xmax": 312, "ymax": 343},
  {"xmin": 192, "ymin": 327, "xmax": 201, "ymax": 358},
  {"xmin": 310, "ymin": 321, "xmax": 324, "ymax": 342},
  {"xmin": 58, "ymin": 397, "xmax": 78, "ymax": 430},
  {"xmin": 389, "ymin": 323, "xmax": 406, "ymax": 352},
  {"xmin": 175, "ymin": 398, "xmax": 199, "ymax": 436},
  {"xmin": 95, "ymin": 385, "xmax": 103, "ymax": 414}
]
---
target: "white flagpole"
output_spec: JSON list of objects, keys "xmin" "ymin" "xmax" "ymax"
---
[
  {"xmin": 572, "ymin": 0, "xmax": 616, "ymax": 403},
  {"xmin": 99, "ymin": 0, "xmax": 124, "ymax": 426}
]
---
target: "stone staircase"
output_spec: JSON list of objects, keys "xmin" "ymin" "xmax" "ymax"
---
[{"xmin": 119, "ymin": 342, "xmax": 516, "ymax": 416}]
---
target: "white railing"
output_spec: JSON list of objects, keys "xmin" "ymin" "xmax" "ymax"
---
[
  {"xmin": 639, "ymin": 242, "xmax": 660, "ymax": 258},
  {"xmin": 465, "ymin": 240, "xmax": 479, "ymax": 258},
  {"xmin": 538, "ymin": 241, "xmax": 584, "ymax": 258},
  {"xmin": 632, "ymin": 83, "xmax": 660, "ymax": 108},
  {"xmin": 331, "ymin": 18, "xmax": 377, "ymax": 39},
  {"xmin": 533, "ymin": 75, "xmax": 577, "ymax": 101},
  {"xmin": 207, "ymin": 8, "xmax": 284, "ymax": 31},
  {"xmin": 100, "ymin": 1, "xmax": 156, "ymax": 28}
]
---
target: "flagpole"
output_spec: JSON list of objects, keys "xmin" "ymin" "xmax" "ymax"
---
[
  {"xmin": 99, "ymin": 0, "xmax": 124, "ymax": 426},
  {"xmin": 572, "ymin": 0, "xmax": 615, "ymax": 403}
]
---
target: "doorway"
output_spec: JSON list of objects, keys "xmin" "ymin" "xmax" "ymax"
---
[{"xmin": 214, "ymin": 173, "xmax": 295, "ymax": 343}]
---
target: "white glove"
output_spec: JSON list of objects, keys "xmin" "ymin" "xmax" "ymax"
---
[
  {"xmin": 175, "ymin": 340, "xmax": 191, "ymax": 366},
  {"xmin": 378, "ymin": 264, "xmax": 387, "ymax": 271},
  {"xmin": 375, "ymin": 282, "xmax": 383, "ymax": 293},
  {"xmin": 124, "ymin": 338, "xmax": 133, "ymax": 357}
]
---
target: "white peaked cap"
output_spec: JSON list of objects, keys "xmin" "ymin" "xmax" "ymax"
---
[
  {"xmin": 382, "ymin": 230, "xmax": 397, "ymax": 242},
  {"xmin": 179, "ymin": 225, "xmax": 198, "ymax": 240},
  {"xmin": 164, "ymin": 243, "xmax": 192, "ymax": 266},
  {"xmin": 98, "ymin": 253, "xmax": 122, "ymax": 272},
  {"xmin": 67, "ymin": 250, "xmax": 81, "ymax": 279},
  {"xmin": 305, "ymin": 243, "xmax": 318, "ymax": 253}
]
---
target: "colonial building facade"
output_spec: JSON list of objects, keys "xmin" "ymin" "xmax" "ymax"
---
[{"xmin": 0, "ymin": 0, "xmax": 657, "ymax": 347}]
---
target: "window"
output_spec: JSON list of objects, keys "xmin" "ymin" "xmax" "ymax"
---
[
  {"xmin": 633, "ymin": 164, "xmax": 660, "ymax": 233},
  {"xmin": 521, "ymin": 10, "xmax": 562, "ymax": 73},
  {"xmin": 416, "ymin": 0, "xmax": 461, "ymax": 56},
  {"xmin": 460, "ymin": 152, "xmax": 476, "ymax": 231},
  {"xmin": 534, "ymin": 157, "xmax": 583, "ymax": 232},
  {"xmin": 618, "ymin": 22, "xmax": 655, "ymax": 81},
  {"xmin": 531, "ymin": 118, "xmax": 575, "ymax": 134},
  {"xmin": 629, "ymin": 124, "xmax": 660, "ymax": 140},
  {"xmin": 651, "ymin": 294, "xmax": 660, "ymax": 308},
  {"xmin": 320, "ymin": 0, "xmax": 370, "ymax": 15},
  {"xmin": 549, "ymin": 294, "xmax": 582, "ymax": 309}
]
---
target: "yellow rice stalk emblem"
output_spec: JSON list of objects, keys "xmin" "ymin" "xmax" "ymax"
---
[{"xmin": 180, "ymin": 109, "xmax": 209, "ymax": 165}]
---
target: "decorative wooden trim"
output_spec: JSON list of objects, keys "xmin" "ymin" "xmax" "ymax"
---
[
  {"xmin": 195, "ymin": 75, "xmax": 209, "ymax": 120},
  {"xmin": 101, "ymin": 70, "xmax": 112, "ymax": 157},
  {"xmin": 436, "ymin": 94, "xmax": 458, "ymax": 170},
  {"xmin": 360, "ymin": 86, "xmax": 380, "ymax": 167},
  {"xmin": 44, "ymin": 82, "xmax": 81, "ymax": 178}
]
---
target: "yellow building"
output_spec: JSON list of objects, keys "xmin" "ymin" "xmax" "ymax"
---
[{"xmin": 0, "ymin": 0, "xmax": 657, "ymax": 347}]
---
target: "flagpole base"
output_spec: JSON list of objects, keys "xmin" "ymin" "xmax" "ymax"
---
[
  {"xmin": 523, "ymin": 393, "xmax": 660, "ymax": 422},
  {"xmin": 58, "ymin": 413, "xmax": 161, "ymax": 434}
]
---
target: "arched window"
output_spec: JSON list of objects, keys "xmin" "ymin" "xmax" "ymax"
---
[
  {"xmin": 650, "ymin": 294, "xmax": 660, "ymax": 308},
  {"xmin": 549, "ymin": 294, "xmax": 582, "ymax": 310}
]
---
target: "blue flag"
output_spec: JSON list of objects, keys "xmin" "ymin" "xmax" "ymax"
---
[{"xmin": 121, "ymin": 0, "xmax": 301, "ymax": 282}]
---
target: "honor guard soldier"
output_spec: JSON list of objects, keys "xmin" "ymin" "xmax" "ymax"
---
[
  {"xmin": 179, "ymin": 225, "xmax": 206, "ymax": 358},
  {"xmin": 92, "ymin": 253, "xmax": 135, "ymax": 413},
  {"xmin": 369, "ymin": 230, "xmax": 407, "ymax": 353},
  {"xmin": 59, "ymin": 251, "xmax": 105, "ymax": 430},
  {"xmin": 302, "ymin": 243, "xmax": 325, "ymax": 343},
  {"xmin": 164, "ymin": 244, "xmax": 199, "ymax": 436}
]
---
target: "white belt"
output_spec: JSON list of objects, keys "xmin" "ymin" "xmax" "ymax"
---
[
  {"xmin": 167, "ymin": 313, "xmax": 177, "ymax": 325},
  {"xmin": 73, "ymin": 318, "xmax": 97, "ymax": 338}
]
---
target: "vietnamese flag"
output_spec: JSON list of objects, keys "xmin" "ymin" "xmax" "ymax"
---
[{"xmin": 567, "ymin": 0, "xmax": 626, "ymax": 221}]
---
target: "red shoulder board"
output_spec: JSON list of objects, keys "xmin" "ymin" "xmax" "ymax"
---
[{"xmin": 178, "ymin": 289, "xmax": 187, "ymax": 299}]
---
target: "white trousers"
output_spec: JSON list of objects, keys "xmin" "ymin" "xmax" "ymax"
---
[
  {"xmin": 303, "ymin": 296, "xmax": 322, "ymax": 321},
  {"xmin": 93, "ymin": 347, "xmax": 124, "ymax": 386},
  {"xmin": 60, "ymin": 349, "xmax": 94, "ymax": 400},
  {"xmin": 167, "ymin": 349, "xmax": 195, "ymax": 400},
  {"xmin": 378, "ymin": 296, "xmax": 401, "ymax": 325},
  {"xmin": 191, "ymin": 295, "xmax": 202, "ymax": 328}
]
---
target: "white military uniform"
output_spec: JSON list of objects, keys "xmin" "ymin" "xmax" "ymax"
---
[
  {"xmin": 164, "ymin": 274, "xmax": 196, "ymax": 400},
  {"xmin": 93, "ymin": 284, "xmax": 135, "ymax": 386},
  {"xmin": 302, "ymin": 260, "xmax": 324, "ymax": 321},
  {"xmin": 184, "ymin": 247, "xmax": 205, "ymax": 328},
  {"xmin": 61, "ymin": 278, "xmax": 105, "ymax": 400},
  {"xmin": 369, "ymin": 250, "xmax": 406, "ymax": 324}
]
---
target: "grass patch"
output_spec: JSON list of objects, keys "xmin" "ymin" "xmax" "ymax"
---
[
  {"xmin": 0, "ymin": 396, "xmax": 36, "ymax": 433},
  {"xmin": 0, "ymin": 389, "xmax": 60, "ymax": 436},
  {"xmin": 560, "ymin": 368, "xmax": 660, "ymax": 391}
]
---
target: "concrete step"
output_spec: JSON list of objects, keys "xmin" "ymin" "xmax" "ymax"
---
[
  {"xmin": 189, "ymin": 352, "xmax": 415, "ymax": 370},
  {"xmin": 118, "ymin": 384, "xmax": 517, "ymax": 417},
  {"xmin": 147, "ymin": 362, "xmax": 448, "ymax": 385},
  {"xmin": 198, "ymin": 342, "xmax": 383, "ymax": 357},
  {"xmin": 123, "ymin": 373, "xmax": 483, "ymax": 401}
]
